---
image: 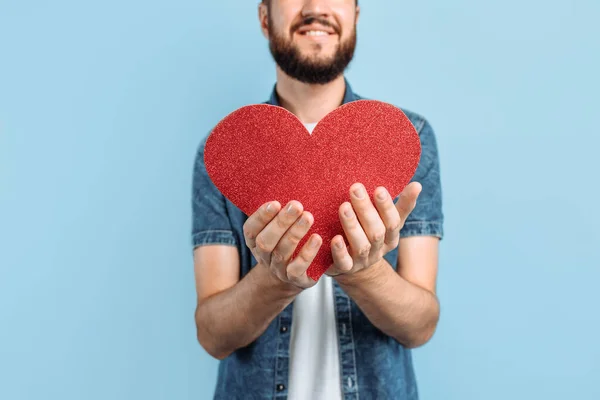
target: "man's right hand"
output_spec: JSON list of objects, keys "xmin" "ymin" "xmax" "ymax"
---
[{"xmin": 243, "ymin": 200, "xmax": 321, "ymax": 290}]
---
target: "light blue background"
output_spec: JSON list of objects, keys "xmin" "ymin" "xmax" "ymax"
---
[{"xmin": 1, "ymin": 0, "xmax": 598, "ymax": 399}]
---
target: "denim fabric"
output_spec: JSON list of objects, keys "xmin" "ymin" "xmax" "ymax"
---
[{"xmin": 191, "ymin": 79, "xmax": 444, "ymax": 400}]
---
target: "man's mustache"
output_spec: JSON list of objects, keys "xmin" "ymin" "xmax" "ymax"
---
[{"xmin": 291, "ymin": 16, "xmax": 341, "ymax": 35}]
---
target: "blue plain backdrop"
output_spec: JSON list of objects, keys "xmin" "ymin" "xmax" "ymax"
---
[{"xmin": 1, "ymin": 1, "xmax": 599, "ymax": 399}]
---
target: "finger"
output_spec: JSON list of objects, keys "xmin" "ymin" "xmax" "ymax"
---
[
  {"xmin": 286, "ymin": 233, "xmax": 322, "ymax": 289},
  {"xmin": 349, "ymin": 183, "xmax": 386, "ymax": 256},
  {"xmin": 270, "ymin": 211, "xmax": 314, "ymax": 271},
  {"xmin": 243, "ymin": 201, "xmax": 281, "ymax": 250},
  {"xmin": 339, "ymin": 201, "xmax": 372, "ymax": 266},
  {"xmin": 326, "ymin": 235, "xmax": 353, "ymax": 276},
  {"xmin": 373, "ymin": 186, "xmax": 402, "ymax": 252},
  {"xmin": 255, "ymin": 200, "xmax": 304, "ymax": 265},
  {"xmin": 395, "ymin": 182, "xmax": 422, "ymax": 222}
]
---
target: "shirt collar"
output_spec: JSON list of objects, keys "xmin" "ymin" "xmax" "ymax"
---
[{"xmin": 266, "ymin": 77, "xmax": 357, "ymax": 106}]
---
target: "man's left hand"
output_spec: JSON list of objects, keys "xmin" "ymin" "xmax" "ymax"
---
[{"xmin": 325, "ymin": 181, "xmax": 422, "ymax": 279}]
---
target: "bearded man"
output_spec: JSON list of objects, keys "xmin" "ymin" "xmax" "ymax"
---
[{"xmin": 191, "ymin": 1, "xmax": 444, "ymax": 399}]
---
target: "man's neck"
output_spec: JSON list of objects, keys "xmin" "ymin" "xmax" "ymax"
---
[{"xmin": 274, "ymin": 67, "xmax": 346, "ymax": 124}]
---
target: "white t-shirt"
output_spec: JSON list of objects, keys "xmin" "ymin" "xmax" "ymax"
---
[{"xmin": 287, "ymin": 122, "xmax": 343, "ymax": 399}]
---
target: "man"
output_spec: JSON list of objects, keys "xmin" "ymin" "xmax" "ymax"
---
[{"xmin": 191, "ymin": 0, "xmax": 444, "ymax": 399}]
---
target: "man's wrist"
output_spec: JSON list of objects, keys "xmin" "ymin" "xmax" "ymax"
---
[{"xmin": 334, "ymin": 258, "xmax": 390, "ymax": 287}]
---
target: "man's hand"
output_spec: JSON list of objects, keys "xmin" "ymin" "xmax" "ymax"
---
[
  {"xmin": 244, "ymin": 200, "xmax": 322, "ymax": 290},
  {"xmin": 326, "ymin": 181, "xmax": 422, "ymax": 279}
]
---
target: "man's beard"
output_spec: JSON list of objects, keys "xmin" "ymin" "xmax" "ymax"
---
[{"xmin": 268, "ymin": 18, "xmax": 357, "ymax": 85}]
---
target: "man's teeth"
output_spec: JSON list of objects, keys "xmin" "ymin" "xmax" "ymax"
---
[{"xmin": 305, "ymin": 30, "xmax": 328, "ymax": 36}]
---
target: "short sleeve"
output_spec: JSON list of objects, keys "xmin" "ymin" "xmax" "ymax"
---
[
  {"xmin": 399, "ymin": 118, "xmax": 444, "ymax": 239},
  {"xmin": 191, "ymin": 137, "xmax": 238, "ymax": 249}
]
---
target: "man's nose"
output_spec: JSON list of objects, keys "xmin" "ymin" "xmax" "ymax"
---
[{"xmin": 301, "ymin": 0, "xmax": 333, "ymax": 18}]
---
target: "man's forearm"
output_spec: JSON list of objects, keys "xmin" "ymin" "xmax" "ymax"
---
[
  {"xmin": 195, "ymin": 263, "xmax": 301, "ymax": 359},
  {"xmin": 335, "ymin": 259, "xmax": 440, "ymax": 348}
]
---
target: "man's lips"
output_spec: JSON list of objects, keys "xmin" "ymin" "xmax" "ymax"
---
[{"xmin": 296, "ymin": 23, "xmax": 337, "ymax": 36}]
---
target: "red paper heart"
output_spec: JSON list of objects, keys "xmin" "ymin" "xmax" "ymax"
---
[{"xmin": 204, "ymin": 100, "xmax": 421, "ymax": 281}]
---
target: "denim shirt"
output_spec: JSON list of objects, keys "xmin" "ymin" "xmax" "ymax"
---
[{"xmin": 191, "ymin": 79, "xmax": 444, "ymax": 400}]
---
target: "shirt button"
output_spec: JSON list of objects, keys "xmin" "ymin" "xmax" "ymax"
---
[
  {"xmin": 280, "ymin": 326, "xmax": 288, "ymax": 333},
  {"xmin": 276, "ymin": 384, "xmax": 285, "ymax": 392}
]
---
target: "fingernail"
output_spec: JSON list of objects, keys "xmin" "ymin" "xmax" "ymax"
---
[
  {"xmin": 343, "ymin": 205, "xmax": 352, "ymax": 218},
  {"xmin": 298, "ymin": 216, "xmax": 307, "ymax": 226},
  {"xmin": 311, "ymin": 236, "xmax": 320, "ymax": 248},
  {"xmin": 377, "ymin": 189, "xmax": 387, "ymax": 201},
  {"xmin": 335, "ymin": 240, "xmax": 344, "ymax": 249},
  {"xmin": 266, "ymin": 202, "xmax": 274, "ymax": 213},
  {"xmin": 352, "ymin": 185, "xmax": 365, "ymax": 199},
  {"xmin": 286, "ymin": 203, "xmax": 294, "ymax": 214}
]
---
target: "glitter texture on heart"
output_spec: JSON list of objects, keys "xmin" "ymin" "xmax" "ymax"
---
[{"xmin": 204, "ymin": 100, "xmax": 421, "ymax": 281}]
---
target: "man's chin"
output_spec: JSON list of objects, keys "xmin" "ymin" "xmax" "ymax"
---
[
  {"xmin": 296, "ymin": 52, "xmax": 338, "ymax": 67},
  {"xmin": 296, "ymin": 44, "xmax": 337, "ymax": 57}
]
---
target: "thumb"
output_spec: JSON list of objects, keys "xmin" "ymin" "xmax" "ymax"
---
[{"xmin": 395, "ymin": 182, "xmax": 422, "ymax": 221}]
